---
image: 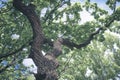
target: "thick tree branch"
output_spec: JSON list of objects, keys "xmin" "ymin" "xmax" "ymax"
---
[
  {"xmin": 62, "ymin": 15, "xmax": 115, "ymax": 48},
  {"xmin": 13, "ymin": 0, "xmax": 44, "ymax": 40},
  {"xmin": 44, "ymin": 28, "xmax": 102, "ymax": 49},
  {"xmin": 44, "ymin": 19, "xmax": 114, "ymax": 49},
  {"xmin": 45, "ymin": 38, "xmax": 62, "ymax": 59},
  {"xmin": 13, "ymin": 0, "xmax": 61, "ymax": 80},
  {"xmin": 62, "ymin": 28, "xmax": 104, "ymax": 49}
]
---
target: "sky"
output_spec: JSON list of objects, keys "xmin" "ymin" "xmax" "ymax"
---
[
  {"xmin": 0, "ymin": 0, "xmax": 7, "ymax": 7},
  {"xmin": 54, "ymin": 0, "xmax": 108, "ymax": 24},
  {"xmin": 70, "ymin": 0, "xmax": 109, "ymax": 24},
  {"xmin": 40, "ymin": 0, "xmax": 120, "ymax": 24},
  {"xmin": 70, "ymin": 0, "xmax": 120, "ymax": 24}
]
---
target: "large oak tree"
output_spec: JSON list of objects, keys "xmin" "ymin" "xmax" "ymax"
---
[{"xmin": 0, "ymin": 0, "xmax": 120, "ymax": 80}]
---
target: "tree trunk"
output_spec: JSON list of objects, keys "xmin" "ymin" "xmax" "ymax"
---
[{"xmin": 13, "ymin": 0, "xmax": 62, "ymax": 80}]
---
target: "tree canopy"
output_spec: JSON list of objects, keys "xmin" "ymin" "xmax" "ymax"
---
[{"xmin": 0, "ymin": 0, "xmax": 120, "ymax": 80}]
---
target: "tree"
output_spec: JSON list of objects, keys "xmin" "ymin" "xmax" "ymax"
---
[{"xmin": 0, "ymin": 0, "xmax": 120, "ymax": 80}]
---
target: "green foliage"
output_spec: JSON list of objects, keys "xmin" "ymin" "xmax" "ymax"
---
[
  {"xmin": 114, "ymin": 7, "xmax": 120, "ymax": 20},
  {"xmin": 0, "ymin": 0, "xmax": 120, "ymax": 80},
  {"xmin": 106, "ymin": 0, "xmax": 116, "ymax": 10},
  {"xmin": 83, "ymin": 1, "xmax": 108, "ymax": 20},
  {"xmin": 58, "ymin": 33, "xmax": 120, "ymax": 80}
]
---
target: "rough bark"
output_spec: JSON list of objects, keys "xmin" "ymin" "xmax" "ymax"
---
[{"xmin": 13, "ymin": 0, "xmax": 62, "ymax": 80}]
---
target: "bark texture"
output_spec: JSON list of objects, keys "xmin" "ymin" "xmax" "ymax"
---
[{"xmin": 13, "ymin": 0, "xmax": 62, "ymax": 80}]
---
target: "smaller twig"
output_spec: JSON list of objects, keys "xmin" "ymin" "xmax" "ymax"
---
[
  {"xmin": 113, "ymin": 0, "xmax": 116, "ymax": 13},
  {"xmin": 43, "ymin": 1, "xmax": 66, "ymax": 23},
  {"xmin": 0, "ymin": 39, "xmax": 31, "ymax": 59},
  {"xmin": 58, "ymin": 54, "xmax": 74, "ymax": 78}
]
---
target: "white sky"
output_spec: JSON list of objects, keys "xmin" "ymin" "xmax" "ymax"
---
[
  {"xmin": 41, "ymin": 0, "xmax": 120, "ymax": 24},
  {"xmin": 70, "ymin": 0, "xmax": 112, "ymax": 24},
  {"xmin": 66, "ymin": 0, "xmax": 119, "ymax": 24},
  {"xmin": 41, "ymin": 0, "xmax": 117, "ymax": 24},
  {"xmin": 79, "ymin": 10, "xmax": 94, "ymax": 24}
]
